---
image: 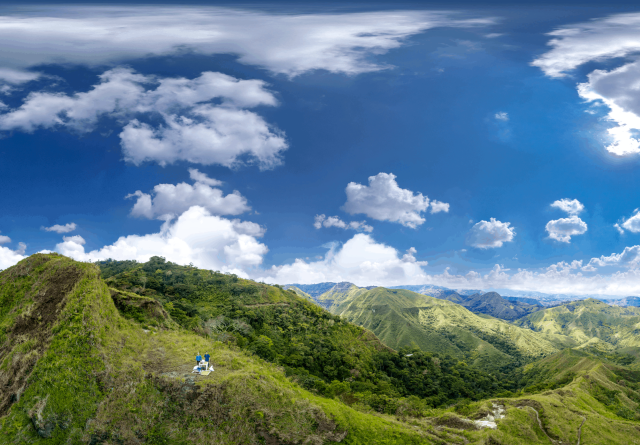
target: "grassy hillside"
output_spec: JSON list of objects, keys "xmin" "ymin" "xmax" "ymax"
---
[
  {"xmin": 0, "ymin": 253, "xmax": 448, "ymax": 444},
  {"xmin": 322, "ymin": 286, "xmax": 575, "ymax": 371},
  {"xmin": 515, "ymin": 299, "xmax": 640, "ymax": 353},
  {"xmin": 100, "ymin": 258, "xmax": 517, "ymax": 408},
  {"xmin": 3, "ymin": 255, "xmax": 640, "ymax": 444}
]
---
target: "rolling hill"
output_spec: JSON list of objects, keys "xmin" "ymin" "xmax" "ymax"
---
[
  {"xmin": 296, "ymin": 282, "xmax": 543, "ymax": 321},
  {"xmin": 0, "ymin": 253, "xmax": 466, "ymax": 444},
  {"xmin": 515, "ymin": 298, "xmax": 640, "ymax": 353},
  {"xmin": 391, "ymin": 286, "xmax": 543, "ymax": 321},
  {"xmin": 300, "ymin": 284, "xmax": 575, "ymax": 370}
]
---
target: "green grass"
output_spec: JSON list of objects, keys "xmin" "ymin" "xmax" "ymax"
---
[
  {"xmin": 0, "ymin": 255, "xmax": 435, "ymax": 444},
  {"xmin": 3, "ymin": 254, "xmax": 640, "ymax": 444}
]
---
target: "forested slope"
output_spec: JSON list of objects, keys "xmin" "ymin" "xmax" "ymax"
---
[{"xmin": 0, "ymin": 254, "xmax": 439, "ymax": 444}]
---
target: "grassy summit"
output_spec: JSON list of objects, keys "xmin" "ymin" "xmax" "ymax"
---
[
  {"xmin": 2, "ymin": 254, "xmax": 640, "ymax": 444},
  {"xmin": 0, "ymin": 254, "xmax": 431, "ymax": 443}
]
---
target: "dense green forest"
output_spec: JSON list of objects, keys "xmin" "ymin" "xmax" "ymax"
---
[{"xmin": 98, "ymin": 257, "xmax": 518, "ymax": 413}]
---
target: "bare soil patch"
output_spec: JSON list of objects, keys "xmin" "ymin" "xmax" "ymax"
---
[{"xmin": 0, "ymin": 257, "xmax": 83, "ymax": 417}]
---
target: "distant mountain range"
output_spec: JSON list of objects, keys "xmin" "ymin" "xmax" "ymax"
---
[
  {"xmin": 286, "ymin": 282, "xmax": 571, "ymax": 370},
  {"xmin": 289, "ymin": 282, "xmax": 544, "ymax": 321},
  {"xmin": 288, "ymin": 282, "xmax": 640, "ymax": 307},
  {"xmin": 486, "ymin": 288, "xmax": 640, "ymax": 306}
]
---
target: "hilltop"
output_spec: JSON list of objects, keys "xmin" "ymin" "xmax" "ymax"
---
[
  {"xmin": 0, "ymin": 254, "xmax": 448, "ymax": 443},
  {"xmin": 3, "ymin": 254, "xmax": 640, "ymax": 444}
]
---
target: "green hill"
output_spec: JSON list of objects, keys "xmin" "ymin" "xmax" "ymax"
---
[
  {"xmin": 515, "ymin": 298, "xmax": 640, "ymax": 353},
  {"xmin": 0, "ymin": 253, "xmax": 454, "ymax": 444},
  {"xmin": 460, "ymin": 292, "xmax": 542, "ymax": 321},
  {"xmin": 476, "ymin": 348, "xmax": 640, "ymax": 444},
  {"xmin": 388, "ymin": 286, "xmax": 543, "ymax": 321},
  {"xmin": 4, "ymin": 254, "xmax": 640, "ymax": 444},
  {"xmin": 317, "ymin": 286, "xmax": 576, "ymax": 371},
  {"xmin": 99, "ymin": 258, "xmax": 520, "ymax": 406}
]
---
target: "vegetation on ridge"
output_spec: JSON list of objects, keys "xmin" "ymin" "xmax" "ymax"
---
[
  {"xmin": 99, "ymin": 257, "xmax": 517, "ymax": 410},
  {"xmin": 515, "ymin": 298, "xmax": 640, "ymax": 354}
]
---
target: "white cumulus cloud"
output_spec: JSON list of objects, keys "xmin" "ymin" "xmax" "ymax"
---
[
  {"xmin": 466, "ymin": 218, "xmax": 515, "ymax": 249},
  {"xmin": 494, "ymin": 112, "xmax": 509, "ymax": 121},
  {"xmin": 550, "ymin": 198, "xmax": 584, "ymax": 215},
  {"xmin": 57, "ymin": 206, "xmax": 267, "ymax": 275},
  {"xmin": 313, "ymin": 214, "xmax": 373, "ymax": 232},
  {"xmin": 0, "ymin": 234, "xmax": 26, "ymax": 269},
  {"xmin": 41, "ymin": 222, "xmax": 77, "ymax": 234},
  {"xmin": 255, "ymin": 233, "xmax": 428, "ymax": 286},
  {"xmin": 546, "ymin": 216, "xmax": 588, "ymax": 243},
  {"xmin": 126, "ymin": 170, "xmax": 250, "ymax": 220},
  {"xmin": 343, "ymin": 172, "xmax": 448, "ymax": 228},
  {"xmin": 616, "ymin": 209, "xmax": 640, "ymax": 233},
  {"xmin": 0, "ymin": 7, "xmax": 492, "ymax": 78},
  {"xmin": 0, "ymin": 68, "xmax": 287, "ymax": 169},
  {"xmin": 429, "ymin": 200, "xmax": 450, "ymax": 214},
  {"xmin": 546, "ymin": 199, "xmax": 587, "ymax": 243}
]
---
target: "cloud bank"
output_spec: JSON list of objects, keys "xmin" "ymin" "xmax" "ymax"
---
[
  {"xmin": 57, "ymin": 206, "xmax": 267, "ymax": 276},
  {"xmin": 0, "ymin": 69, "xmax": 287, "ymax": 169},
  {"xmin": 0, "ymin": 236, "xmax": 26, "ymax": 269},
  {"xmin": 256, "ymin": 233, "xmax": 428, "ymax": 286},
  {"xmin": 0, "ymin": 7, "xmax": 492, "ymax": 78}
]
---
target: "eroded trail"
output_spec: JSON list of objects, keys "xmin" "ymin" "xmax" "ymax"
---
[
  {"xmin": 576, "ymin": 417, "xmax": 586, "ymax": 445},
  {"xmin": 523, "ymin": 407, "xmax": 558, "ymax": 445},
  {"xmin": 523, "ymin": 407, "xmax": 586, "ymax": 445}
]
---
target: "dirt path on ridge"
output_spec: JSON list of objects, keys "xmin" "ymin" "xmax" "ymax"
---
[{"xmin": 576, "ymin": 417, "xmax": 586, "ymax": 445}]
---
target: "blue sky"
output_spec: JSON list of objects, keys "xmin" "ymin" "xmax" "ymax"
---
[{"xmin": 4, "ymin": 2, "xmax": 640, "ymax": 295}]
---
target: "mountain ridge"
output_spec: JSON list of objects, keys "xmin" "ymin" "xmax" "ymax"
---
[{"xmin": 4, "ymin": 255, "xmax": 640, "ymax": 444}]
